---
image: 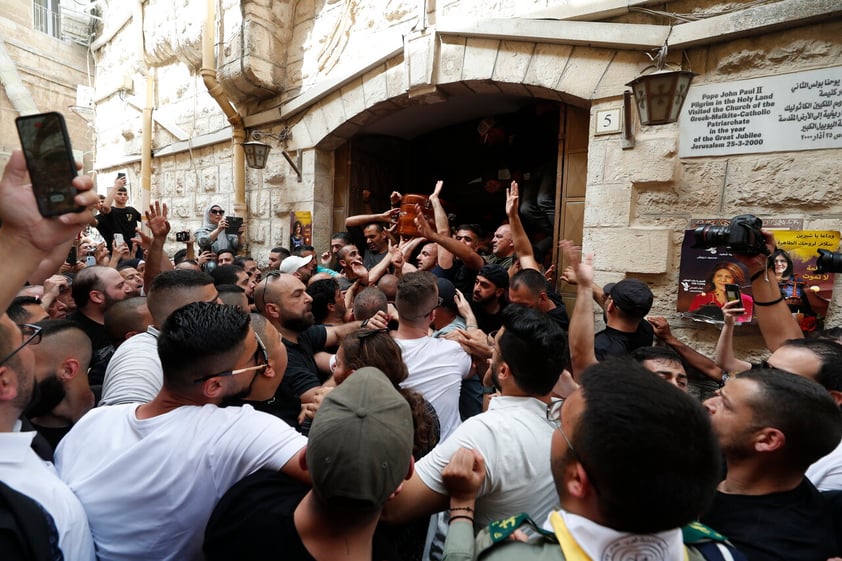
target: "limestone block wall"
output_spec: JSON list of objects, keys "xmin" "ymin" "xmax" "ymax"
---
[
  {"xmin": 85, "ymin": 0, "xmax": 842, "ymax": 363},
  {"xmin": 586, "ymin": 18, "xmax": 842, "ymax": 360},
  {"xmin": 0, "ymin": 2, "xmax": 92, "ymax": 167}
]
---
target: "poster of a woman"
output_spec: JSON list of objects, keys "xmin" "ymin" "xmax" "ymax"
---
[{"xmin": 688, "ymin": 261, "xmax": 754, "ymax": 323}]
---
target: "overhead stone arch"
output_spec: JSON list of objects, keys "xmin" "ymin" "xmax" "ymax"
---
[
  {"xmin": 288, "ymin": 35, "xmax": 643, "ymax": 151},
  {"xmin": 276, "ymin": 33, "xmax": 647, "ymax": 272}
]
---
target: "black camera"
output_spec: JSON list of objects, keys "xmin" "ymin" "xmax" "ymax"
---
[
  {"xmin": 692, "ymin": 214, "xmax": 768, "ymax": 256},
  {"xmin": 176, "ymin": 231, "xmax": 190, "ymax": 242},
  {"xmin": 816, "ymin": 249, "xmax": 842, "ymax": 274}
]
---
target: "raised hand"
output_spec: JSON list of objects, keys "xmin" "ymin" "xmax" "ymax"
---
[{"xmin": 145, "ymin": 201, "xmax": 171, "ymax": 240}]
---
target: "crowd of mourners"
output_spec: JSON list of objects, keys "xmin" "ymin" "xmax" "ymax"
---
[{"xmin": 2, "ymin": 150, "xmax": 842, "ymax": 561}]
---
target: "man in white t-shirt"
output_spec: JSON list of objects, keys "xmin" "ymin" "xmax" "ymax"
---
[
  {"xmin": 55, "ymin": 302, "xmax": 308, "ymax": 561},
  {"xmin": 383, "ymin": 305, "xmax": 567, "ymax": 530},
  {"xmin": 100, "ymin": 269, "xmax": 220, "ymax": 406},
  {"xmin": 393, "ymin": 271, "xmax": 472, "ymax": 440}
]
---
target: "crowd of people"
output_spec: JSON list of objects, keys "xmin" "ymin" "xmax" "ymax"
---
[{"xmin": 1, "ymin": 149, "xmax": 842, "ymax": 561}]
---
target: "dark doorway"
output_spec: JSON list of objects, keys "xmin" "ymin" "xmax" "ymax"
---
[{"xmin": 342, "ymin": 99, "xmax": 561, "ymax": 246}]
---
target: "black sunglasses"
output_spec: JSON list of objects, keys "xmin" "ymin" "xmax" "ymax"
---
[
  {"xmin": 0, "ymin": 324, "xmax": 43, "ymax": 367},
  {"xmin": 210, "ymin": 209, "xmax": 225, "ymax": 215}
]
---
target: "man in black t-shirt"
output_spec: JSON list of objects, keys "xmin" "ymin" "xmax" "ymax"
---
[
  {"xmin": 701, "ymin": 368, "xmax": 842, "ymax": 561},
  {"xmin": 95, "ymin": 178, "xmax": 141, "ymax": 254},
  {"xmin": 256, "ymin": 273, "xmax": 387, "ymax": 432},
  {"xmin": 67, "ymin": 265, "xmax": 133, "ymax": 386}
]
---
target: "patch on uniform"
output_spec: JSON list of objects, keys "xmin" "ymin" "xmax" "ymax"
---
[
  {"xmin": 682, "ymin": 521, "xmax": 728, "ymax": 544},
  {"xmin": 600, "ymin": 534, "xmax": 669, "ymax": 561}
]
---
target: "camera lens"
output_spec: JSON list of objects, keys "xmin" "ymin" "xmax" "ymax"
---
[
  {"xmin": 692, "ymin": 225, "xmax": 731, "ymax": 249},
  {"xmin": 816, "ymin": 249, "xmax": 842, "ymax": 274}
]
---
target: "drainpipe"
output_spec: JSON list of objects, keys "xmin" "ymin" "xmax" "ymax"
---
[
  {"xmin": 139, "ymin": 73, "xmax": 153, "ymax": 212},
  {"xmin": 201, "ymin": 0, "xmax": 246, "ymax": 218}
]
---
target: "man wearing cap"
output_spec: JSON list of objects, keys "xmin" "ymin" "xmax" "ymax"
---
[
  {"xmin": 560, "ymin": 241, "xmax": 653, "ymax": 377},
  {"xmin": 204, "ymin": 367, "xmax": 414, "ymax": 561},
  {"xmin": 594, "ymin": 278, "xmax": 654, "ymax": 360},
  {"xmin": 280, "ymin": 254, "xmax": 315, "ymax": 285},
  {"xmin": 431, "ymin": 278, "xmax": 467, "ymax": 338},
  {"xmin": 470, "ymin": 264, "xmax": 509, "ymax": 334}
]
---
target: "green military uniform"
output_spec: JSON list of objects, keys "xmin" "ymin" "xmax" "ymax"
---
[{"xmin": 443, "ymin": 512, "xmax": 744, "ymax": 561}]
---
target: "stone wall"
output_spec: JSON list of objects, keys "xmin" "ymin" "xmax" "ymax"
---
[
  {"xmin": 87, "ymin": 0, "xmax": 842, "ymax": 363},
  {"xmin": 0, "ymin": 1, "xmax": 92, "ymax": 168}
]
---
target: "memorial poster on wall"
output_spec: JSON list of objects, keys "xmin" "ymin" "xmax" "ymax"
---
[
  {"xmin": 290, "ymin": 211, "xmax": 312, "ymax": 252},
  {"xmin": 677, "ymin": 223, "xmax": 838, "ymax": 331}
]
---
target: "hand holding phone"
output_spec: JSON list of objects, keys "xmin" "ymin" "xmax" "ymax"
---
[{"xmin": 15, "ymin": 112, "xmax": 83, "ymax": 217}]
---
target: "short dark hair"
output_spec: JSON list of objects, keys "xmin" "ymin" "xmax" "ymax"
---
[
  {"xmin": 147, "ymin": 269, "xmax": 215, "ymax": 326},
  {"xmin": 210, "ymin": 265, "xmax": 245, "ymax": 286},
  {"xmin": 217, "ymin": 249, "xmax": 236, "ymax": 261},
  {"xmin": 331, "ymin": 232, "xmax": 352, "ymax": 244},
  {"xmin": 739, "ymin": 368, "xmax": 842, "ymax": 471},
  {"xmin": 104, "ymin": 296, "xmax": 149, "ymax": 346},
  {"xmin": 455, "ymin": 224, "xmax": 483, "ymax": 238},
  {"xmin": 294, "ymin": 245, "xmax": 315, "ymax": 256},
  {"xmin": 352, "ymin": 287, "xmax": 387, "ymax": 321},
  {"xmin": 157, "ymin": 302, "xmax": 250, "ymax": 388},
  {"xmin": 270, "ymin": 247, "xmax": 291, "ymax": 259},
  {"xmin": 307, "ymin": 279, "xmax": 338, "ymax": 324},
  {"xmin": 8, "ymin": 297, "xmax": 41, "ymax": 324},
  {"xmin": 498, "ymin": 305, "xmax": 566, "ymax": 395},
  {"xmin": 510, "ymin": 268, "xmax": 548, "ymax": 296},
  {"xmin": 233, "ymin": 256, "xmax": 254, "ymax": 268},
  {"xmin": 630, "ymin": 345, "xmax": 684, "ymax": 367},
  {"xmin": 150, "ymin": 269, "xmax": 214, "ymax": 293},
  {"xmin": 779, "ymin": 338, "xmax": 842, "ymax": 392},
  {"xmin": 173, "ymin": 248, "xmax": 189, "ymax": 264},
  {"xmin": 363, "ymin": 223, "xmax": 384, "ymax": 233},
  {"xmin": 34, "ymin": 318, "xmax": 86, "ymax": 339},
  {"xmin": 395, "ymin": 271, "xmax": 437, "ymax": 321},
  {"xmin": 572, "ymin": 359, "xmax": 720, "ymax": 533}
]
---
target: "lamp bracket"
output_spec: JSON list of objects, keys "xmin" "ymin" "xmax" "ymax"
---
[
  {"xmin": 282, "ymin": 149, "xmax": 303, "ymax": 182},
  {"xmin": 251, "ymin": 127, "xmax": 292, "ymax": 144}
]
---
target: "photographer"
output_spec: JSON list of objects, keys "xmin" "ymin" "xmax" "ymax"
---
[{"xmin": 195, "ymin": 203, "xmax": 244, "ymax": 254}]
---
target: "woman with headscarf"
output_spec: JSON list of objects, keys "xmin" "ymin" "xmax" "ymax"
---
[{"xmin": 195, "ymin": 203, "xmax": 243, "ymax": 254}]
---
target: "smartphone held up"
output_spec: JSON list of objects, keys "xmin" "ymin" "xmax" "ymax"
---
[{"xmin": 15, "ymin": 111, "xmax": 83, "ymax": 217}]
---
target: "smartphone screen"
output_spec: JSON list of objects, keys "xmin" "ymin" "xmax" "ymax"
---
[
  {"xmin": 725, "ymin": 284, "xmax": 742, "ymax": 303},
  {"xmin": 15, "ymin": 112, "xmax": 82, "ymax": 217}
]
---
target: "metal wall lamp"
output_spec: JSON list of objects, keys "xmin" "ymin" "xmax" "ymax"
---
[
  {"xmin": 243, "ymin": 128, "xmax": 302, "ymax": 181},
  {"xmin": 622, "ymin": 41, "xmax": 696, "ymax": 150}
]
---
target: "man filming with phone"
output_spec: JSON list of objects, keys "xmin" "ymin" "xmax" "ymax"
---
[{"xmin": 96, "ymin": 173, "xmax": 142, "ymax": 257}]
